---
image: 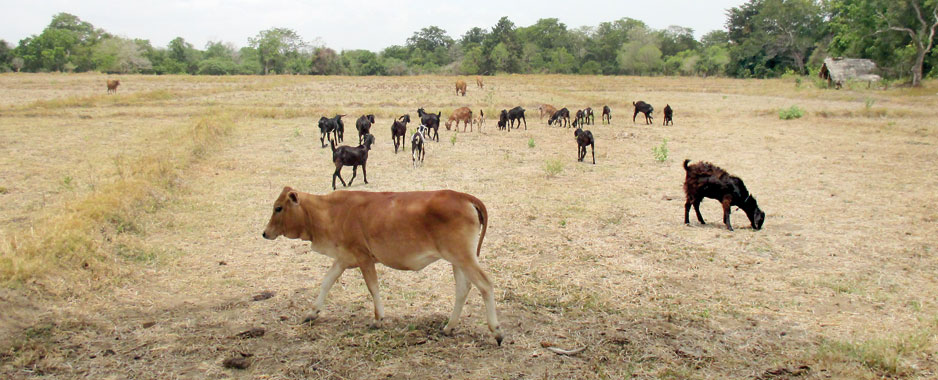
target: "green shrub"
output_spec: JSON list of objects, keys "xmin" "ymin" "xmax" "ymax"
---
[
  {"xmin": 544, "ymin": 159, "xmax": 564, "ymax": 178},
  {"xmin": 779, "ymin": 105, "xmax": 804, "ymax": 120},
  {"xmin": 528, "ymin": 138, "xmax": 535, "ymax": 148},
  {"xmin": 653, "ymin": 138, "xmax": 669, "ymax": 162}
]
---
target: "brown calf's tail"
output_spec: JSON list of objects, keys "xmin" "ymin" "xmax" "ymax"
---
[
  {"xmin": 467, "ymin": 195, "xmax": 488, "ymax": 258},
  {"xmin": 683, "ymin": 159, "xmax": 691, "ymax": 171}
]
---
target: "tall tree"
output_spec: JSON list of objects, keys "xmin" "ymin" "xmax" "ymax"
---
[
  {"xmin": 726, "ymin": 0, "xmax": 826, "ymax": 76},
  {"xmin": 249, "ymin": 28, "xmax": 305, "ymax": 74}
]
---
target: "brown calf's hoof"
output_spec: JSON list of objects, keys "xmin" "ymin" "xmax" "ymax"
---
[{"xmin": 301, "ymin": 313, "xmax": 318, "ymax": 324}]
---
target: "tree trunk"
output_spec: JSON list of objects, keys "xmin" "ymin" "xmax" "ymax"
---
[{"xmin": 911, "ymin": 50, "xmax": 925, "ymax": 87}]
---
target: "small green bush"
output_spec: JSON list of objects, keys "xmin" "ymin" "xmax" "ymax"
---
[
  {"xmin": 528, "ymin": 138, "xmax": 535, "ymax": 148},
  {"xmin": 544, "ymin": 159, "xmax": 564, "ymax": 178},
  {"xmin": 653, "ymin": 138, "xmax": 669, "ymax": 162},
  {"xmin": 779, "ymin": 106, "xmax": 804, "ymax": 120}
]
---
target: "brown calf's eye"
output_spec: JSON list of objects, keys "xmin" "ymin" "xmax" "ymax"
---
[{"xmin": 275, "ymin": 206, "xmax": 283, "ymax": 213}]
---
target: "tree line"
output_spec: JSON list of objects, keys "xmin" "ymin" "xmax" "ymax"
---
[{"xmin": 0, "ymin": 1, "xmax": 935, "ymax": 86}]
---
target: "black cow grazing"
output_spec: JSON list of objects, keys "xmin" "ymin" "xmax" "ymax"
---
[
  {"xmin": 318, "ymin": 115, "xmax": 346, "ymax": 148},
  {"xmin": 417, "ymin": 108, "xmax": 441, "ymax": 142},
  {"xmin": 632, "ymin": 101, "xmax": 653, "ymax": 124},
  {"xmin": 507, "ymin": 106, "xmax": 527, "ymax": 130},
  {"xmin": 548, "ymin": 108, "xmax": 571, "ymax": 127},
  {"xmin": 572, "ymin": 109, "xmax": 586, "ymax": 128},
  {"xmin": 584, "ymin": 107, "xmax": 595, "ymax": 125},
  {"xmin": 356, "ymin": 114, "xmax": 376, "ymax": 144},
  {"xmin": 391, "ymin": 114, "xmax": 410, "ymax": 153},
  {"xmin": 683, "ymin": 159, "xmax": 765, "ymax": 231},
  {"xmin": 663, "ymin": 104, "xmax": 673, "ymax": 126},
  {"xmin": 602, "ymin": 105, "xmax": 612, "ymax": 124},
  {"xmin": 411, "ymin": 124, "xmax": 428, "ymax": 168},
  {"xmin": 330, "ymin": 134, "xmax": 374, "ymax": 190},
  {"xmin": 574, "ymin": 128, "xmax": 595, "ymax": 164},
  {"xmin": 497, "ymin": 109, "xmax": 509, "ymax": 131}
]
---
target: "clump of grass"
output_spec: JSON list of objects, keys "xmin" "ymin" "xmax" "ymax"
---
[
  {"xmin": 61, "ymin": 175, "xmax": 73, "ymax": 189},
  {"xmin": 779, "ymin": 105, "xmax": 804, "ymax": 120},
  {"xmin": 0, "ymin": 186, "xmax": 8, "ymax": 194},
  {"xmin": 544, "ymin": 159, "xmax": 564, "ymax": 178},
  {"xmin": 450, "ymin": 134, "xmax": 457, "ymax": 146},
  {"xmin": 293, "ymin": 127, "xmax": 301, "ymax": 138},
  {"xmin": 653, "ymin": 138, "xmax": 669, "ymax": 162},
  {"xmin": 864, "ymin": 97, "xmax": 876, "ymax": 110},
  {"xmin": 528, "ymin": 138, "xmax": 535, "ymax": 148},
  {"xmin": 819, "ymin": 332, "xmax": 932, "ymax": 377}
]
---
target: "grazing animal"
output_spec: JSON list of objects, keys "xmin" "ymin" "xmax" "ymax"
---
[
  {"xmin": 507, "ymin": 106, "xmax": 526, "ymax": 130},
  {"xmin": 471, "ymin": 110, "xmax": 485, "ymax": 131},
  {"xmin": 548, "ymin": 108, "xmax": 571, "ymax": 127},
  {"xmin": 574, "ymin": 128, "xmax": 595, "ymax": 164},
  {"xmin": 602, "ymin": 105, "xmax": 612, "ymax": 124},
  {"xmin": 106, "ymin": 79, "xmax": 120, "ymax": 94},
  {"xmin": 356, "ymin": 114, "xmax": 376, "ymax": 144},
  {"xmin": 663, "ymin": 104, "xmax": 673, "ymax": 126},
  {"xmin": 538, "ymin": 104, "xmax": 557, "ymax": 121},
  {"xmin": 412, "ymin": 124, "xmax": 428, "ymax": 168},
  {"xmin": 584, "ymin": 107, "xmax": 595, "ymax": 125},
  {"xmin": 476, "ymin": 76, "xmax": 484, "ymax": 89},
  {"xmin": 445, "ymin": 107, "xmax": 473, "ymax": 132},
  {"xmin": 683, "ymin": 159, "xmax": 765, "ymax": 231},
  {"xmin": 417, "ymin": 108, "xmax": 441, "ymax": 142},
  {"xmin": 318, "ymin": 116, "xmax": 337, "ymax": 148},
  {"xmin": 632, "ymin": 101, "xmax": 654, "ymax": 124},
  {"xmin": 573, "ymin": 109, "xmax": 586, "ymax": 128},
  {"xmin": 262, "ymin": 187, "xmax": 503, "ymax": 345},
  {"xmin": 455, "ymin": 80, "xmax": 467, "ymax": 96},
  {"xmin": 330, "ymin": 134, "xmax": 374, "ymax": 190},
  {"xmin": 497, "ymin": 109, "xmax": 509, "ymax": 131},
  {"xmin": 391, "ymin": 114, "xmax": 410, "ymax": 153}
]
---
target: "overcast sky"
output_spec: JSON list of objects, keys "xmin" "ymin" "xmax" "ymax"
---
[{"xmin": 1, "ymin": 0, "xmax": 746, "ymax": 51}]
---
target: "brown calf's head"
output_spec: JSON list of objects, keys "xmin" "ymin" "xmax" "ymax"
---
[{"xmin": 262, "ymin": 187, "xmax": 306, "ymax": 240}]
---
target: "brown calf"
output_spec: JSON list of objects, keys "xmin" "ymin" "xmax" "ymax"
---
[
  {"xmin": 476, "ymin": 76, "xmax": 484, "ymax": 89},
  {"xmin": 455, "ymin": 80, "xmax": 467, "ymax": 96},
  {"xmin": 538, "ymin": 104, "xmax": 557, "ymax": 121},
  {"xmin": 106, "ymin": 79, "xmax": 120, "ymax": 94},
  {"xmin": 262, "ymin": 188, "xmax": 503, "ymax": 345},
  {"xmin": 445, "ymin": 107, "xmax": 473, "ymax": 132},
  {"xmin": 471, "ymin": 109, "xmax": 485, "ymax": 132}
]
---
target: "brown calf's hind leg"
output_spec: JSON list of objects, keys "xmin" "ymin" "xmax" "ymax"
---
[
  {"xmin": 461, "ymin": 261, "xmax": 503, "ymax": 345},
  {"xmin": 443, "ymin": 266, "xmax": 471, "ymax": 336}
]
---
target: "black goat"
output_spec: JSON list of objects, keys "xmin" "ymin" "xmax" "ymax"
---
[
  {"xmin": 318, "ymin": 114, "xmax": 346, "ymax": 148},
  {"xmin": 573, "ymin": 109, "xmax": 586, "ymax": 128},
  {"xmin": 330, "ymin": 134, "xmax": 374, "ymax": 190},
  {"xmin": 411, "ymin": 124, "xmax": 428, "ymax": 168},
  {"xmin": 548, "ymin": 108, "xmax": 570, "ymax": 127},
  {"xmin": 683, "ymin": 159, "xmax": 765, "ymax": 231},
  {"xmin": 584, "ymin": 107, "xmax": 595, "ymax": 125},
  {"xmin": 602, "ymin": 105, "xmax": 611, "ymax": 124},
  {"xmin": 507, "ymin": 106, "xmax": 526, "ymax": 130},
  {"xmin": 574, "ymin": 128, "xmax": 595, "ymax": 164},
  {"xmin": 356, "ymin": 114, "xmax": 375, "ymax": 144},
  {"xmin": 391, "ymin": 114, "xmax": 410, "ymax": 153},
  {"xmin": 632, "ymin": 101, "xmax": 653, "ymax": 124},
  {"xmin": 497, "ymin": 109, "xmax": 509, "ymax": 131},
  {"xmin": 417, "ymin": 108, "xmax": 441, "ymax": 142},
  {"xmin": 663, "ymin": 104, "xmax": 673, "ymax": 126}
]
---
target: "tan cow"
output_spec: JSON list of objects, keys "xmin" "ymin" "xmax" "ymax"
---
[
  {"xmin": 106, "ymin": 79, "xmax": 120, "ymax": 94},
  {"xmin": 445, "ymin": 107, "xmax": 473, "ymax": 132},
  {"xmin": 455, "ymin": 79, "xmax": 467, "ymax": 96},
  {"xmin": 262, "ymin": 187, "xmax": 504, "ymax": 345},
  {"xmin": 537, "ymin": 104, "xmax": 557, "ymax": 121},
  {"xmin": 476, "ymin": 76, "xmax": 484, "ymax": 89}
]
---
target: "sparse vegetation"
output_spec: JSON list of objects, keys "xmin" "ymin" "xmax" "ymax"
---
[
  {"xmin": 528, "ymin": 137, "xmax": 535, "ymax": 148},
  {"xmin": 653, "ymin": 138, "xmax": 669, "ymax": 162},
  {"xmin": 779, "ymin": 105, "xmax": 805, "ymax": 120},
  {"xmin": 544, "ymin": 158, "xmax": 564, "ymax": 177}
]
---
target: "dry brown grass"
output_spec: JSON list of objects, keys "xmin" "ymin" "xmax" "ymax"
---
[{"xmin": 1, "ymin": 73, "xmax": 937, "ymax": 379}]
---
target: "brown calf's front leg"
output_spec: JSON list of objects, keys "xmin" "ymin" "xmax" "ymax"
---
[
  {"xmin": 304, "ymin": 260, "xmax": 348, "ymax": 324},
  {"xmin": 359, "ymin": 261, "xmax": 384, "ymax": 328}
]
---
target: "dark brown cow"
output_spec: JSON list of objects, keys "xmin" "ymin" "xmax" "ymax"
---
[
  {"xmin": 262, "ymin": 188, "xmax": 504, "ymax": 345},
  {"xmin": 106, "ymin": 79, "xmax": 120, "ymax": 94}
]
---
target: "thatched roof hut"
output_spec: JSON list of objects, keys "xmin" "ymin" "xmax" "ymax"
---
[{"xmin": 819, "ymin": 57, "xmax": 881, "ymax": 88}]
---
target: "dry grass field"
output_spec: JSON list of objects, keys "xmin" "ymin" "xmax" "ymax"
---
[{"xmin": 1, "ymin": 73, "xmax": 937, "ymax": 379}]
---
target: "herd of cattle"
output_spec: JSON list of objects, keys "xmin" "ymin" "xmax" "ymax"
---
[{"xmin": 105, "ymin": 78, "xmax": 763, "ymax": 347}]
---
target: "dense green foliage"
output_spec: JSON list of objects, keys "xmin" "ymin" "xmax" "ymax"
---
[{"xmin": 2, "ymin": 4, "xmax": 936, "ymax": 84}]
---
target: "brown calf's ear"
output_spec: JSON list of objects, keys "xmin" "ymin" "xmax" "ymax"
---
[{"xmin": 288, "ymin": 191, "xmax": 299, "ymax": 204}]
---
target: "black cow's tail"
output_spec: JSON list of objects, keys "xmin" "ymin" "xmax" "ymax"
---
[{"xmin": 683, "ymin": 159, "xmax": 691, "ymax": 171}]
